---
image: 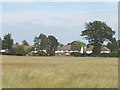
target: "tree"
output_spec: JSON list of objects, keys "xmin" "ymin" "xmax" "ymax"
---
[
  {"xmin": 58, "ymin": 42, "xmax": 64, "ymax": 47},
  {"xmin": 106, "ymin": 38, "xmax": 118, "ymax": 52},
  {"xmin": 68, "ymin": 41, "xmax": 86, "ymax": 46},
  {"xmin": 81, "ymin": 21, "xmax": 115, "ymax": 55},
  {"xmin": 2, "ymin": 34, "xmax": 13, "ymax": 51},
  {"xmin": 118, "ymin": 40, "xmax": 120, "ymax": 48},
  {"xmin": 47, "ymin": 35, "xmax": 58, "ymax": 55},
  {"xmin": 12, "ymin": 45, "xmax": 25, "ymax": 56},
  {"xmin": 22, "ymin": 40, "xmax": 29, "ymax": 46},
  {"xmin": 86, "ymin": 44, "xmax": 93, "ymax": 48},
  {"xmin": 34, "ymin": 34, "xmax": 47, "ymax": 50},
  {"xmin": 0, "ymin": 37, "xmax": 2, "ymax": 50}
]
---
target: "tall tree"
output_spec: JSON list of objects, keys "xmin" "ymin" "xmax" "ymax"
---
[
  {"xmin": 106, "ymin": 38, "xmax": 118, "ymax": 52},
  {"xmin": 47, "ymin": 35, "xmax": 58, "ymax": 55},
  {"xmin": 81, "ymin": 21, "xmax": 115, "ymax": 55},
  {"xmin": 34, "ymin": 34, "xmax": 47, "ymax": 49},
  {"xmin": 2, "ymin": 34, "xmax": 13, "ymax": 50},
  {"xmin": 118, "ymin": 40, "xmax": 120, "ymax": 49},
  {"xmin": 22, "ymin": 40, "xmax": 29, "ymax": 46},
  {"xmin": 0, "ymin": 37, "xmax": 2, "ymax": 50},
  {"xmin": 58, "ymin": 42, "xmax": 64, "ymax": 47}
]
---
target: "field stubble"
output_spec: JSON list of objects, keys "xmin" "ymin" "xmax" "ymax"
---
[{"xmin": 2, "ymin": 56, "xmax": 118, "ymax": 88}]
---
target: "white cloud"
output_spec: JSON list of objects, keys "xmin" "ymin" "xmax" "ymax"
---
[{"xmin": 2, "ymin": 10, "xmax": 117, "ymax": 30}]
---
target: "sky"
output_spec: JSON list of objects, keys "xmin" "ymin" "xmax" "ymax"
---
[{"xmin": 1, "ymin": 2, "xmax": 118, "ymax": 45}]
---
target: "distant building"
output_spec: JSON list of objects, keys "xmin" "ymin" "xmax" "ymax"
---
[
  {"xmin": 86, "ymin": 46, "xmax": 111, "ymax": 54},
  {"xmin": 55, "ymin": 45, "xmax": 84, "ymax": 55},
  {"xmin": 0, "ymin": 50, "xmax": 6, "ymax": 53}
]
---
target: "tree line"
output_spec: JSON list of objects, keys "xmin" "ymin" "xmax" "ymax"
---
[{"xmin": 0, "ymin": 20, "xmax": 119, "ymax": 56}]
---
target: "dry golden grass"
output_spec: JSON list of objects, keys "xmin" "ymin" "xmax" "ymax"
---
[{"xmin": 2, "ymin": 55, "xmax": 118, "ymax": 88}]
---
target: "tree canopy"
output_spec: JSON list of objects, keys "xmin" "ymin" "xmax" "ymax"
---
[
  {"xmin": 106, "ymin": 38, "xmax": 119, "ymax": 52},
  {"xmin": 34, "ymin": 34, "xmax": 58, "ymax": 56},
  {"xmin": 81, "ymin": 21, "xmax": 115, "ymax": 55},
  {"xmin": 0, "ymin": 37, "xmax": 2, "ymax": 50},
  {"xmin": 34, "ymin": 33, "xmax": 47, "ymax": 50},
  {"xmin": 47, "ymin": 35, "xmax": 58, "ymax": 55},
  {"xmin": 68, "ymin": 41, "xmax": 86, "ymax": 46},
  {"xmin": 2, "ymin": 34, "xmax": 13, "ymax": 50},
  {"xmin": 22, "ymin": 40, "xmax": 29, "ymax": 46}
]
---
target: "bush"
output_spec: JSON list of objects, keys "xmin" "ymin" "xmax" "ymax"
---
[
  {"xmin": 71, "ymin": 52, "xmax": 80, "ymax": 57},
  {"xmin": 8, "ymin": 45, "xmax": 25, "ymax": 56},
  {"xmin": 98, "ymin": 51, "xmax": 119, "ymax": 57},
  {"xmin": 38, "ymin": 51, "xmax": 47, "ymax": 56},
  {"xmin": 70, "ymin": 52, "xmax": 87, "ymax": 57}
]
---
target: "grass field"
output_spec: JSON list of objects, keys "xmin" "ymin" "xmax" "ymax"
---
[{"xmin": 2, "ymin": 55, "xmax": 118, "ymax": 88}]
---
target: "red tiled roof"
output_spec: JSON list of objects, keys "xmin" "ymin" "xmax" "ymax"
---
[
  {"xmin": 57, "ymin": 45, "xmax": 82, "ymax": 50},
  {"xmin": 12, "ymin": 44, "xmax": 19, "ymax": 48},
  {"xmin": 24, "ymin": 46, "xmax": 32, "ymax": 49},
  {"xmin": 12, "ymin": 44, "xmax": 32, "ymax": 49}
]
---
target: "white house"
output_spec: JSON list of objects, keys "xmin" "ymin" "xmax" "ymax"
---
[
  {"xmin": 86, "ymin": 46, "xmax": 111, "ymax": 54},
  {"xmin": 0, "ymin": 50, "xmax": 6, "ymax": 53},
  {"xmin": 55, "ymin": 45, "xmax": 84, "ymax": 55}
]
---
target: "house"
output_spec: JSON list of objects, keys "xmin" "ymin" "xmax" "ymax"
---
[
  {"xmin": 0, "ymin": 50, "xmax": 6, "ymax": 53},
  {"xmin": 86, "ymin": 46, "xmax": 111, "ymax": 54},
  {"xmin": 55, "ymin": 45, "xmax": 84, "ymax": 55}
]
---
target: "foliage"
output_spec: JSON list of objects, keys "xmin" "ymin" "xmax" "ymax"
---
[
  {"xmin": 24, "ymin": 48, "xmax": 31, "ymax": 55},
  {"xmin": 34, "ymin": 34, "xmax": 47, "ymax": 50},
  {"xmin": 2, "ymin": 34, "xmax": 13, "ymax": 51},
  {"xmin": 58, "ymin": 42, "xmax": 64, "ymax": 47},
  {"xmin": 38, "ymin": 51, "xmax": 47, "ymax": 56},
  {"xmin": 0, "ymin": 37, "xmax": 2, "ymax": 50},
  {"xmin": 68, "ymin": 41, "xmax": 86, "ymax": 46},
  {"xmin": 34, "ymin": 34, "xmax": 58, "ymax": 56},
  {"xmin": 70, "ymin": 52, "xmax": 87, "ymax": 57},
  {"xmin": 98, "ymin": 51, "xmax": 119, "ymax": 57},
  {"xmin": 81, "ymin": 21, "xmax": 115, "ymax": 55},
  {"xmin": 106, "ymin": 38, "xmax": 118, "ymax": 52},
  {"xmin": 86, "ymin": 44, "xmax": 93, "ymax": 48},
  {"xmin": 47, "ymin": 35, "xmax": 58, "ymax": 55},
  {"xmin": 22, "ymin": 40, "xmax": 29, "ymax": 46},
  {"xmin": 10, "ymin": 45, "xmax": 25, "ymax": 56},
  {"xmin": 118, "ymin": 40, "xmax": 120, "ymax": 48}
]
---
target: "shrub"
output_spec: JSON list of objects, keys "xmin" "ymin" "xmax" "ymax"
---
[
  {"xmin": 70, "ymin": 52, "xmax": 87, "ymax": 57},
  {"xmin": 70, "ymin": 52, "xmax": 81, "ymax": 57},
  {"xmin": 38, "ymin": 51, "xmax": 47, "ymax": 56},
  {"xmin": 98, "ymin": 51, "xmax": 119, "ymax": 57}
]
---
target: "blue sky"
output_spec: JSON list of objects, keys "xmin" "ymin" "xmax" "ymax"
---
[{"xmin": 1, "ymin": 2, "xmax": 118, "ymax": 45}]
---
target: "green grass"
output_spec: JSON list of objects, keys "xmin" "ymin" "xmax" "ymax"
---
[{"xmin": 2, "ymin": 55, "xmax": 118, "ymax": 88}]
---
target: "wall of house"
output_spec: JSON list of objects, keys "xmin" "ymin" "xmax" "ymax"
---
[
  {"xmin": 86, "ymin": 51, "xmax": 92, "ymax": 54},
  {"xmin": 101, "ymin": 51, "xmax": 110, "ymax": 53}
]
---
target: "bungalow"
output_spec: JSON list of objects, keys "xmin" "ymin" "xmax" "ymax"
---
[
  {"xmin": 86, "ymin": 46, "xmax": 111, "ymax": 54},
  {"xmin": 55, "ymin": 45, "xmax": 84, "ymax": 55}
]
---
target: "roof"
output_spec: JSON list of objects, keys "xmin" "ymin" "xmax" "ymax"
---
[
  {"xmin": 86, "ymin": 46, "xmax": 111, "ymax": 52},
  {"xmin": 57, "ymin": 45, "xmax": 82, "ymax": 51},
  {"xmin": 12, "ymin": 44, "xmax": 19, "ymax": 48},
  {"xmin": 12, "ymin": 44, "xmax": 32, "ymax": 49},
  {"xmin": 86, "ymin": 46, "xmax": 94, "ymax": 51},
  {"xmin": 24, "ymin": 46, "xmax": 32, "ymax": 49},
  {"xmin": 101, "ymin": 46, "xmax": 111, "ymax": 52}
]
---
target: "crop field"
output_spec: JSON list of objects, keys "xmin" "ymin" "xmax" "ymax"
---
[{"xmin": 2, "ymin": 55, "xmax": 118, "ymax": 88}]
